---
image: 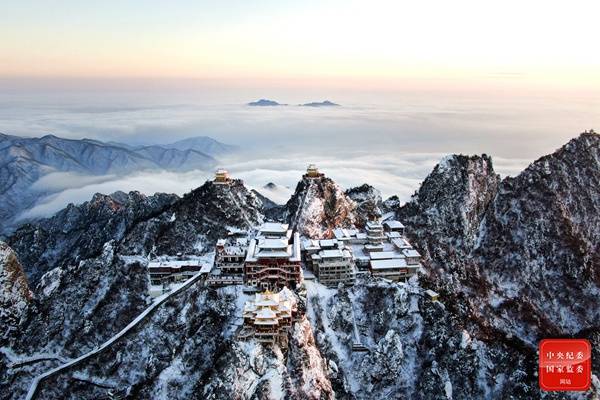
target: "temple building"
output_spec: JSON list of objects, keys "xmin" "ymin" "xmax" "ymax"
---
[
  {"xmin": 369, "ymin": 258, "xmax": 410, "ymax": 281},
  {"xmin": 364, "ymin": 221, "xmax": 386, "ymax": 253},
  {"xmin": 303, "ymin": 164, "xmax": 324, "ymax": 179},
  {"xmin": 213, "ymin": 169, "xmax": 231, "ymax": 184},
  {"xmin": 244, "ymin": 222, "xmax": 302, "ymax": 289},
  {"xmin": 241, "ymin": 287, "xmax": 299, "ymax": 346}
]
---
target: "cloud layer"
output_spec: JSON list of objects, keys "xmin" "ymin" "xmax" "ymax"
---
[{"xmin": 19, "ymin": 150, "xmax": 530, "ymax": 221}]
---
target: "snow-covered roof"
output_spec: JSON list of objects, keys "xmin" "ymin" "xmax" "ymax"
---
[
  {"xmin": 319, "ymin": 239, "xmax": 337, "ymax": 248},
  {"xmin": 366, "ymin": 221, "xmax": 383, "ymax": 230},
  {"xmin": 259, "ymin": 222, "xmax": 289, "ymax": 235},
  {"xmin": 258, "ymin": 238, "xmax": 288, "ymax": 250},
  {"xmin": 148, "ymin": 260, "xmax": 201, "ymax": 269},
  {"xmin": 402, "ymin": 249, "xmax": 421, "ymax": 258},
  {"xmin": 244, "ymin": 288, "xmax": 298, "ymax": 327},
  {"xmin": 255, "ymin": 294, "xmax": 280, "ymax": 307},
  {"xmin": 369, "ymin": 251, "xmax": 405, "ymax": 260},
  {"xmin": 333, "ymin": 228, "xmax": 359, "ymax": 240},
  {"xmin": 385, "ymin": 231, "xmax": 402, "ymax": 239},
  {"xmin": 302, "ymin": 239, "xmax": 321, "ymax": 251},
  {"xmin": 255, "ymin": 307, "xmax": 277, "ymax": 319},
  {"xmin": 392, "ymin": 238, "xmax": 413, "ymax": 249},
  {"xmin": 320, "ymin": 249, "xmax": 344, "ymax": 258},
  {"xmin": 370, "ymin": 258, "xmax": 408, "ymax": 270},
  {"xmin": 246, "ymin": 232, "xmax": 300, "ymax": 262},
  {"xmin": 383, "ymin": 220, "xmax": 405, "ymax": 230}
]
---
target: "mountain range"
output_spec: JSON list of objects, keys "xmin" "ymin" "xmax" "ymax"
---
[
  {"xmin": 0, "ymin": 133, "xmax": 235, "ymax": 235},
  {"xmin": 0, "ymin": 131, "xmax": 598, "ymax": 399}
]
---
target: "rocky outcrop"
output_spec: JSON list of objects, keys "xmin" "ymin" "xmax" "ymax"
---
[
  {"xmin": 0, "ymin": 242, "xmax": 150, "ymax": 400},
  {"xmin": 345, "ymin": 184, "xmax": 382, "ymax": 227},
  {"xmin": 475, "ymin": 132, "xmax": 600, "ymax": 340},
  {"xmin": 307, "ymin": 278, "xmax": 539, "ymax": 399},
  {"xmin": 31, "ymin": 285, "xmax": 241, "ymax": 400},
  {"xmin": 285, "ymin": 175, "xmax": 357, "ymax": 238},
  {"xmin": 0, "ymin": 242, "xmax": 32, "ymax": 343},
  {"xmin": 201, "ymin": 317, "xmax": 334, "ymax": 400},
  {"xmin": 398, "ymin": 154, "xmax": 500, "ymax": 276}
]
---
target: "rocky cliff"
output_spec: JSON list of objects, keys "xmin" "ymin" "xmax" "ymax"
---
[
  {"xmin": 0, "ymin": 242, "xmax": 32, "ymax": 343},
  {"xmin": 397, "ymin": 131, "xmax": 600, "ymax": 382},
  {"xmin": 345, "ymin": 184, "xmax": 382, "ymax": 227},
  {"xmin": 285, "ymin": 175, "xmax": 357, "ymax": 238}
]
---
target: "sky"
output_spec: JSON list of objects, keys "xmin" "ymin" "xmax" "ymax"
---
[
  {"xmin": 1, "ymin": 1, "xmax": 599, "ymax": 219},
  {"xmin": 2, "ymin": 0, "xmax": 600, "ymax": 86}
]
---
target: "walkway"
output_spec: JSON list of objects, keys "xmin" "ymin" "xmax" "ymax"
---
[{"xmin": 25, "ymin": 272, "xmax": 206, "ymax": 400}]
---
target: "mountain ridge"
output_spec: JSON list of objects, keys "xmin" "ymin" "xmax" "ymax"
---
[
  {"xmin": 0, "ymin": 133, "xmax": 234, "ymax": 235},
  {"xmin": 1, "ymin": 131, "xmax": 598, "ymax": 399}
]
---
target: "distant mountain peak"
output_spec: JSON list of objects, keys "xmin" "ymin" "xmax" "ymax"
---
[
  {"xmin": 247, "ymin": 99, "xmax": 284, "ymax": 106},
  {"xmin": 301, "ymin": 100, "xmax": 340, "ymax": 107}
]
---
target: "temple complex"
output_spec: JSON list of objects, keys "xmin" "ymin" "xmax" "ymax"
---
[{"xmin": 331, "ymin": 219, "xmax": 422, "ymax": 282}]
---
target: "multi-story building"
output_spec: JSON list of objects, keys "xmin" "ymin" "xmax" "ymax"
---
[
  {"xmin": 301, "ymin": 237, "xmax": 356, "ymax": 287},
  {"xmin": 244, "ymin": 222, "xmax": 302, "ymax": 290},
  {"xmin": 241, "ymin": 287, "xmax": 298, "ymax": 347},
  {"xmin": 311, "ymin": 247, "xmax": 355, "ymax": 287},
  {"xmin": 215, "ymin": 236, "xmax": 249, "ymax": 274}
]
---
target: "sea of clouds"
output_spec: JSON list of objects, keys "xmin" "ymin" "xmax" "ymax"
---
[{"xmin": 3, "ymin": 86, "xmax": 596, "ymax": 221}]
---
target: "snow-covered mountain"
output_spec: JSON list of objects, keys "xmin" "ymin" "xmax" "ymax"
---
[
  {"xmin": 160, "ymin": 136, "xmax": 237, "ymax": 156},
  {"xmin": 0, "ymin": 133, "xmax": 233, "ymax": 235},
  {"xmin": 1, "ymin": 132, "xmax": 599, "ymax": 399},
  {"xmin": 396, "ymin": 131, "xmax": 600, "ymax": 345},
  {"xmin": 284, "ymin": 173, "xmax": 358, "ymax": 238}
]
